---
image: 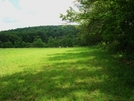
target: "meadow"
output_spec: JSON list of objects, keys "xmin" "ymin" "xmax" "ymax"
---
[{"xmin": 0, "ymin": 47, "xmax": 134, "ymax": 101}]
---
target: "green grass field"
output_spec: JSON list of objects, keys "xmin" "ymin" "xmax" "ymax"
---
[{"xmin": 0, "ymin": 47, "xmax": 134, "ymax": 101}]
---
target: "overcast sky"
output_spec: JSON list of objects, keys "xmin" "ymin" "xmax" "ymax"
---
[{"xmin": 0, "ymin": 0, "xmax": 75, "ymax": 31}]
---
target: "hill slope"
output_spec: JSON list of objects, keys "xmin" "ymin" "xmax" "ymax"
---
[{"xmin": 0, "ymin": 25, "xmax": 79, "ymax": 48}]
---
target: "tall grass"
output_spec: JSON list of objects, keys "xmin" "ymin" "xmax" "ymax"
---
[{"xmin": 0, "ymin": 47, "xmax": 134, "ymax": 101}]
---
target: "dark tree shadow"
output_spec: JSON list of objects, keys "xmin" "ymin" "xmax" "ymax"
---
[{"xmin": 1, "ymin": 47, "xmax": 134, "ymax": 101}]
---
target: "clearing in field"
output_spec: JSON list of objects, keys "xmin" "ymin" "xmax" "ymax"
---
[{"xmin": 0, "ymin": 47, "xmax": 134, "ymax": 101}]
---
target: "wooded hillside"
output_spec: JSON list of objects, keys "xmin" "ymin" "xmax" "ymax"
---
[{"xmin": 0, "ymin": 25, "xmax": 80, "ymax": 48}]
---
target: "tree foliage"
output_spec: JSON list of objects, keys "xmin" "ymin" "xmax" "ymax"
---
[
  {"xmin": 0, "ymin": 25, "xmax": 80, "ymax": 48},
  {"xmin": 60, "ymin": 0, "xmax": 134, "ymax": 59}
]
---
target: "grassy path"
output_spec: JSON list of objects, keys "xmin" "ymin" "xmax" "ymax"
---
[{"xmin": 0, "ymin": 47, "xmax": 134, "ymax": 101}]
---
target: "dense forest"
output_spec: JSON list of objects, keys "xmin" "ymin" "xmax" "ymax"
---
[
  {"xmin": 0, "ymin": 25, "xmax": 81, "ymax": 48},
  {"xmin": 60, "ymin": 0, "xmax": 134, "ymax": 60}
]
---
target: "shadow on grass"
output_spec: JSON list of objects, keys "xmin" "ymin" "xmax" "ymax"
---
[{"xmin": 1, "ymin": 47, "xmax": 134, "ymax": 100}]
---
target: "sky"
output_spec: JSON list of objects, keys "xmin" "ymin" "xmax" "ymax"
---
[{"xmin": 0, "ymin": 0, "xmax": 75, "ymax": 31}]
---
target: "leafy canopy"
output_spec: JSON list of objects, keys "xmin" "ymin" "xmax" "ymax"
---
[{"xmin": 60, "ymin": 0, "xmax": 134, "ymax": 58}]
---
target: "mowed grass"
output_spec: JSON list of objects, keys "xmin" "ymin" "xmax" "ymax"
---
[{"xmin": 0, "ymin": 47, "xmax": 134, "ymax": 101}]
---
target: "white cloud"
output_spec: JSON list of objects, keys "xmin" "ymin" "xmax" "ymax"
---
[{"xmin": 0, "ymin": 0, "xmax": 75, "ymax": 31}]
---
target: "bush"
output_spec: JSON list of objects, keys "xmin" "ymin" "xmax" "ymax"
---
[{"xmin": 1, "ymin": 41, "xmax": 13, "ymax": 48}]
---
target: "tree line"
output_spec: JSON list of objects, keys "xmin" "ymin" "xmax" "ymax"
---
[
  {"xmin": 0, "ymin": 25, "xmax": 81, "ymax": 48},
  {"xmin": 60, "ymin": 0, "xmax": 134, "ymax": 60}
]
